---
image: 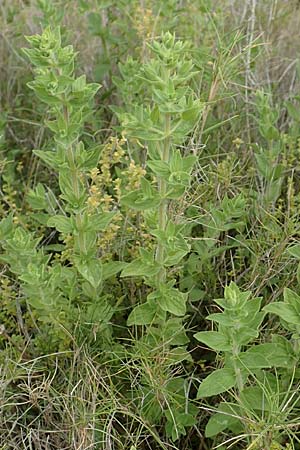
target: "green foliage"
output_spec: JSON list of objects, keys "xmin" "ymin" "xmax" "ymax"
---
[
  {"xmin": 0, "ymin": 25, "xmax": 120, "ymax": 344},
  {"xmin": 195, "ymin": 282, "xmax": 300, "ymax": 446},
  {"xmin": 1, "ymin": 1, "xmax": 300, "ymax": 449},
  {"xmin": 117, "ymin": 32, "xmax": 202, "ymax": 339},
  {"xmin": 264, "ymin": 288, "xmax": 300, "ymax": 338}
]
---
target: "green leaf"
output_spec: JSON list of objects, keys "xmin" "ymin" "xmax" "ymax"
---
[
  {"xmin": 33, "ymin": 149, "xmax": 60, "ymax": 169},
  {"xmin": 233, "ymin": 326, "xmax": 260, "ymax": 347},
  {"xmin": 165, "ymin": 184, "xmax": 186, "ymax": 199},
  {"xmin": 121, "ymin": 190, "xmax": 161, "ymax": 211},
  {"xmin": 74, "ymin": 257, "xmax": 102, "ymax": 289},
  {"xmin": 72, "ymin": 74, "xmax": 86, "ymax": 92},
  {"xmin": 264, "ymin": 302, "xmax": 300, "ymax": 325},
  {"xmin": 206, "ymin": 312, "xmax": 232, "ymax": 326},
  {"xmin": 284, "ymin": 288, "xmax": 300, "ymax": 314},
  {"xmin": 80, "ymin": 145, "xmax": 102, "ymax": 170},
  {"xmin": 167, "ymin": 346, "xmax": 192, "ymax": 363},
  {"xmin": 238, "ymin": 344, "xmax": 273, "ymax": 369},
  {"xmin": 84, "ymin": 297, "xmax": 113, "ymax": 325},
  {"xmin": 286, "ymin": 101, "xmax": 300, "ymax": 122},
  {"xmin": 149, "ymin": 287, "xmax": 187, "ymax": 316},
  {"xmin": 44, "ymin": 244, "xmax": 65, "ymax": 251},
  {"xmin": 27, "ymin": 183, "xmax": 47, "ymax": 210},
  {"xmin": 102, "ymin": 261, "xmax": 126, "ymax": 281},
  {"xmin": 165, "ymin": 409, "xmax": 196, "ymax": 441},
  {"xmin": 120, "ymin": 258, "xmax": 160, "ymax": 278},
  {"xmin": 205, "ymin": 403, "xmax": 240, "ymax": 438},
  {"xmin": 89, "ymin": 211, "xmax": 115, "ymax": 231},
  {"xmin": 0, "ymin": 214, "xmax": 14, "ymax": 240},
  {"xmin": 269, "ymin": 335, "xmax": 296, "ymax": 366},
  {"xmin": 147, "ymin": 160, "xmax": 170, "ymax": 177},
  {"xmin": 181, "ymin": 105, "xmax": 201, "ymax": 121},
  {"xmin": 162, "ymin": 318, "xmax": 189, "ymax": 345},
  {"xmin": 47, "ymin": 215, "xmax": 73, "ymax": 234},
  {"xmin": 194, "ymin": 331, "xmax": 231, "ymax": 352},
  {"xmin": 59, "ymin": 169, "xmax": 87, "ymax": 207},
  {"xmin": 197, "ymin": 368, "xmax": 236, "ymax": 398},
  {"xmin": 239, "ymin": 342, "xmax": 296, "ymax": 369},
  {"xmin": 222, "ymin": 282, "xmax": 250, "ymax": 309},
  {"xmin": 127, "ymin": 301, "xmax": 156, "ymax": 326},
  {"xmin": 239, "ymin": 386, "xmax": 272, "ymax": 412},
  {"xmin": 181, "ymin": 155, "xmax": 197, "ymax": 172}
]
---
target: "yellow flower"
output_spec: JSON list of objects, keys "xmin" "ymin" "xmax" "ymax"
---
[
  {"xmin": 232, "ymin": 137, "xmax": 244, "ymax": 148},
  {"xmin": 90, "ymin": 167, "xmax": 99, "ymax": 180},
  {"xmin": 87, "ymin": 196, "xmax": 100, "ymax": 209}
]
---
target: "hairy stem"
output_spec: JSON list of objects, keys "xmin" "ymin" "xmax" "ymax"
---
[
  {"xmin": 63, "ymin": 103, "xmax": 86, "ymax": 255},
  {"xmin": 155, "ymin": 113, "xmax": 171, "ymax": 284},
  {"xmin": 232, "ymin": 344, "xmax": 244, "ymax": 393}
]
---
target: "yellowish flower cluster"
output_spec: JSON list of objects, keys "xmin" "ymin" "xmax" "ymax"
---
[
  {"xmin": 2, "ymin": 185, "xmax": 18, "ymax": 211},
  {"xmin": 16, "ymin": 160, "xmax": 24, "ymax": 173},
  {"xmin": 113, "ymin": 177, "xmax": 122, "ymax": 202},
  {"xmin": 97, "ymin": 213, "xmax": 123, "ymax": 261},
  {"xmin": 216, "ymin": 155, "xmax": 234, "ymax": 189},
  {"xmin": 59, "ymin": 234, "xmax": 74, "ymax": 262},
  {"xmin": 124, "ymin": 159, "xmax": 146, "ymax": 190},
  {"xmin": 87, "ymin": 183, "xmax": 101, "ymax": 211},
  {"xmin": 87, "ymin": 136, "xmax": 127, "ymax": 214},
  {"xmin": 133, "ymin": 5, "xmax": 154, "ymax": 40},
  {"xmin": 1, "ymin": 183, "xmax": 25, "ymax": 229},
  {"xmin": 85, "ymin": 136, "xmax": 152, "ymax": 260},
  {"xmin": 0, "ymin": 277, "xmax": 15, "ymax": 305},
  {"xmin": 232, "ymin": 137, "xmax": 244, "ymax": 149}
]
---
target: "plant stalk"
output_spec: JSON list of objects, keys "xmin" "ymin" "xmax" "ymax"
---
[
  {"xmin": 155, "ymin": 113, "xmax": 171, "ymax": 285},
  {"xmin": 63, "ymin": 104, "xmax": 86, "ymax": 255},
  {"xmin": 232, "ymin": 344, "xmax": 244, "ymax": 393}
]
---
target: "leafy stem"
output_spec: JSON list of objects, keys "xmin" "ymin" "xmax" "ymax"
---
[
  {"xmin": 232, "ymin": 342, "xmax": 244, "ymax": 393},
  {"xmin": 156, "ymin": 113, "xmax": 171, "ymax": 284}
]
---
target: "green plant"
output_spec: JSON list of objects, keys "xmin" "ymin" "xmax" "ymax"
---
[
  {"xmin": 0, "ymin": 26, "xmax": 125, "ymax": 349},
  {"xmin": 117, "ymin": 32, "xmax": 202, "ymax": 324},
  {"xmin": 181, "ymin": 193, "xmax": 249, "ymax": 300},
  {"xmin": 254, "ymin": 90, "xmax": 284, "ymax": 208},
  {"xmin": 195, "ymin": 282, "xmax": 300, "ymax": 448},
  {"xmin": 2, "ymin": 1, "xmax": 300, "ymax": 449},
  {"xmin": 113, "ymin": 31, "xmax": 203, "ymax": 441}
]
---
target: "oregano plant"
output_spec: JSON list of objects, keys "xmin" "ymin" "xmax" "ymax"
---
[
  {"xmin": 0, "ymin": 26, "xmax": 124, "ymax": 346},
  {"xmin": 113, "ymin": 31, "xmax": 204, "ymax": 441},
  {"xmin": 116, "ymin": 32, "xmax": 203, "ymax": 335},
  {"xmin": 195, "ymin": 282, "xmax": 299, "ymax": 446}
]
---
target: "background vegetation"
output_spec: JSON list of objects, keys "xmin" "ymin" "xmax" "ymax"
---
[{"xmin": 1, "ymin": 0, "xmax": 300, "ymax": 449}]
